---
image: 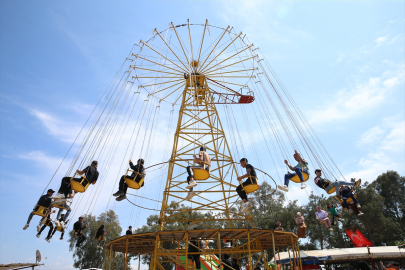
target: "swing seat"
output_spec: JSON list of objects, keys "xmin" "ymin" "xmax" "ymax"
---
[
  {"xmin": 193, "ymin": 165, "xmax": 210, "ymax": 180},
  {"xmin": 56, "ymin": 226, "xmax": 64, "ymax": 232},
  {"xmin": 52, "ymin": 198, "xmax": 71, "ymax": 210},
  {"xmin": 289, "ymin": 171, "xmax": 309, "ymax": 183},
  {"xmin": 241, "ymin": 176, "xmax": 259, "ymax": 194},
  {"xmin": 124, "ymin": 169, "xmax": 144, "ymax": 190},
  {"xmin": 33, "ymin": 205, "xmax": 49, "ymax": 217},
  {"xmin": 70, "ymin": 174, "xmax": 90, "ymax": 193},
  {"xmin": 323, "ymin": 181, "xmax": 336, "ymax": 195}
]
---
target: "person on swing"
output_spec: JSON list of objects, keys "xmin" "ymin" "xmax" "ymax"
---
[
  {"xmin": 58, "ymin": 160, "xmax": 99, "ymax": 198},
  {"xmin": 278, "ymin": 150, "xmax": 309, "ymax": 192},
  {"xmin": 185, "ymin": 146, "xmax": 211, "ymax": 200},
  {"xmin": 113, "ymin": 159, "xmax": 146, "ymax": 201},
  {"xmin": 314, "ymin": 169, "xmax": 361, "ymax": 195},
  {"xmin": 236, "ymin": 158, "xmax": 257, "ymax": 213}
]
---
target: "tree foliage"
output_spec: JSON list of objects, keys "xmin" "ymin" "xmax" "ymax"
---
[{"xmin": 67, "ymin": 209, "xmax": 131, "ymax": 270}]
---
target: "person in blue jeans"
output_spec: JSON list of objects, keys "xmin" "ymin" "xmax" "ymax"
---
[
  {"xmin": 339, "ymin": 186, "xmax": 364, "ymax": 216},
  {"xmin": 278, "ymin": 150, "xmax": 309, "ymax": 192},
  {"xmin": 56, "ymin": 202, "xmax": 71, "ymax": 221}
]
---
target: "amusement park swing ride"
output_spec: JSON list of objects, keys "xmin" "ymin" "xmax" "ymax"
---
[{"xmin": 31, "ymin": 20, "xmax": 361, "ymax": 270}]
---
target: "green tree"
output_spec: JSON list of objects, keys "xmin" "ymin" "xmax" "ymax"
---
[
  {"xmin": 371, "ymin": 170, "xmax": 405, "ymax": 239},
  {"xmin": 68, "ymin": 209, "xmax": 131, "ymax": 270}
]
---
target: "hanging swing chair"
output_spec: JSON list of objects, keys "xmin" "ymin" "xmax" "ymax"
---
[
  {"xmin": 70, "ymin": 173, "xmax": 90, "ymax": 193},
  {"xmin": 241, "ymin": 176, "xmax": 260, "ymax": 194},
  {"xmin": 32, "ymin": 205, "xmax": 50, "ymax": 217},
  {"xmin": 52, "ymin": 198, "xmax": 72, "ymax": 210},
  {"xmin": 334, "ymin": 187, "xmax": 360, "ymax": 214},
  {"xmin": 124, "ymin": 169, "xmax": 145, "ymax": 190},
  {"xmin": 192, "ymin": 162, "xmax": 211, "ymax": 180},
  {"xmin": 322, "ymin": 181, "xmax": 336, "ymax": 195},
  {"xmin": 289, "ymin": 170, "xmax": 310, "ymax": 183}
]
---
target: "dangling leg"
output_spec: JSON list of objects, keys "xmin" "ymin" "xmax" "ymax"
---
[
  {"xmin": 236, "ymin": 184, "xmax": 251, "ymax": 213},
  {"xmin": 64, "ymin": 204, "xmax": 71, "ymax": 221},
  {"xmin": 185, "ymin": 176, "xmax": 196, "ymax": 200},
  {"xmin": 331, "ymin": 180, "xmax": 360, "ymax": 196},
  {"xmin": 37, "ymin": 224, "xmax": 47, "ymax": 238},
  {"xmin": 45, "ymin": 223, "xmax": 54, "ymax": 242},
  {"xmin": 294, "ymin": 168, "xmax": 307, "ymax": 189},
  {"xmin": 279, "ymin": 173, "xmax": 295, "ymax": 192},
  {"xmin": 23, "ymin": 212, "xmax": 35, "ymax": 230},
  {"xmin": 113, "ymin": 175, "xmax": 127, "ymax": 197},
  {"xmin": 186, "ymin": 166, "xmax": 197, "ymax": 189},
  {"xmin": 60, "ymin": 230, "xmax": 65, "ymax": 240},
  {"xmin": 347, "ymin": 193, "xmax": 360, "ymax": 208}
]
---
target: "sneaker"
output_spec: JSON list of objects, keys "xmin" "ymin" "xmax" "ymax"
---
[
  {"xmin": 60, "ymin": 237, "xmax": 64, "ymax": 240},
  {"xmin": 116, "ymin": 194, "xmax": 126, "ymax": 201},
  {"xmin": 355, "ymin": 179, "xmax": 361, "ymax": 188},
  {"xmin": 185, "ymin": 191, "xmax": 196, "ymax": 200},
  {"xmin": 278, "ymin": 185, "xmax": 289, "ymax": 192},
  {"xmin": 186, "ymin": 180, "xmax": 197, "ymax": 189},
  {"xmin": 301, "ymin": 182, "xmax": 307, "ymax": 189},
  {"xmin": 242, "ymin": 202, "xmax": 251, "ymax": 213},
  {"xmin": 113, "ymin": 190, "xmax": 125, "ymax": 197},
  {"xmin": 23, "ymin": 224, "xmax": 29, "ymax": 230},
  {"xmin": 36, "ymin": 234, "xmax": 40, "ymax": 238},
  {"xmin": 356, "ymin": 203, "xmax": 361, "ymax": 209},
  {"xmin": 45, "ymin": 238, "xmax": 50, "ymax": 243},
  {"xmin": 37, "ymin": 225, "xmax": 41, "ymax": 232},
  {"xmin": 329, "ymin": 228, "xmax": 334, "ymax": 231},
  {"xmin": 97, "ymin": 245, "xmax": 100, "ymax": 248},
  {"xmin": 358, "ymin": 212, "xmax": 364, "ymax": 216}
]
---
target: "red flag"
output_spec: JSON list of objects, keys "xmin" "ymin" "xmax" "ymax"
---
[{"xmin": 345, "ymin": 227, "xmax": 373, "ymax": 247}]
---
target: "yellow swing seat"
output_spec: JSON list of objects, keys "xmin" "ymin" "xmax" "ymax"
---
[
  {"xmin": 124, "ymin": 169, "xmax": 144, "ymax": 190},
  {"xmin": 70, "ymin": 173, "xmax": 90, "ymax": 193},
  {"xmin": 193, "ymin": 164, "xmax": 211, "ymax": 180},
  {"xmin": 289, "ymin": 171, "xmax": 309, "ymax": 183},
  {"xmin": 55, "ymin": 226, "xmax": 65, "ymax": 232},
  {"xmin": 33, "ymin": 205, "xmax": 50, "ymax": 217},
  {"xmin": 241, "ymin": 176, "xmax": 260, "ymax": 194},
  {"xmin": 335, "ymin": 193, "xmax": 358, "ymax": 210},
  {"xmin": 323, "ymin": 181, "xmax": 336, "ymax": 195}
]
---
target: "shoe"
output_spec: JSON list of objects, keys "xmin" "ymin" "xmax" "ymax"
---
[
  {"xmin": 113, "ymin": 190, "xmax": 124, "ymax": 197},
  {"xmin": 23, "ymin": 224, "xmax": 29, "ymax": 230},
  {"xmin": 301, "ymin": 182, "xmax": 307, "ymax": 189},
  {"xmin": 60, "ymin": 237, "xmax": 64, "ymax": 240},
  {"xmin": 242, "ymin": 202, "xmax": 251, "ymax": 213},
  {"xmin": 356, "ymin": 203, "xmax": 361, "ymax": 209},
  {"xmin": 116, "ymin": 195, "xmax": 126, "ymax": 201},
  {"xmin": 36, "ymin": 234, "xmax": 40, "ymax": 238},
  {"xmin": 45, "ymin": 238, "xmax": 50, "ymax": 243},
  {"xmin": 185, "ymin": 191, "xmax": 196, "ymax": 200},
  {"xmin": 186, "ymin": 180, "xmax": 197, "ymax": 189},
  {"xmin": 278, "ymin": 185, "xmax": 289, "ymax": 192},
  {"xmin": 355, "ymin": 179, "xmax": 361, "ymax": 188},
  {"xmin": 97, "ymin": 245, "xmax": 100, "ymax": 248},
  {"xmin": 358, "ymin": 212, "xmax": 364, "ymax": 216},
  {"xmin": 329, "ymin": 228, "xmax": 334, "ymax": 231},
  {"xmin": 37, "ymin": 225, "xmax": 41, "ymax": 232}
]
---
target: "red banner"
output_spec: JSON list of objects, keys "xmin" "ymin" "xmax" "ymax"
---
[{"xmin": 345, "ymin": 227, "xmax": 372, "ymax": 247}]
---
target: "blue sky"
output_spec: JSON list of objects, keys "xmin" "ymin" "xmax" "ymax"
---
[{"xmin": 0, "ymin": 1, "xmax": 404, "ymax": 269}]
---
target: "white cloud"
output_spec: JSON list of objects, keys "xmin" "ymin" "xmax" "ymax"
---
[
  {"xmin": 347, "ymin": 117, "xmax": 405, "ymax": 182},
  {"xmin": 375, "ymin": 36, "xmax": 387, "ymax": 43},
  {"xmin": 309, "ymin": 66, "xmax": 404, "ymax": 125},
  {"xmin": 29, "ymin": 109, "xmax": 82, "ymax": 143},
  {"xmin": 19, "ymin": 150, "xmax": 63, "ymax": 172}
]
